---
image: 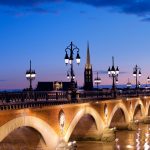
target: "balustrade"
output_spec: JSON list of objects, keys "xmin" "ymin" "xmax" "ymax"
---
[{"xmin": 0, "ymin": 89, "xmax": 149, "ymax": 111}]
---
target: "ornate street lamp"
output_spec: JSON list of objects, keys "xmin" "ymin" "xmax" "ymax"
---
[
  {"xmin": 108, "ymin": 56, "xmax": 119, "ymax": 98},
  {"xmin": 94, "ymin": 71, "xmax": 101, "ymax": 97},
  {"xmin": 26, "ymin": 60, "xmax": 36, "ymax": 90},
  {"xmin": 64, "ymin": 42, "xmax": 80, "ymax": 100},
  {"xmin": 133, "ymin": 65, "xmax": 141, "ymax": 96},
  {"xmin": 147, "ymin": 76, "xmax": 150, "ymax": 83},
  {"xmin": 116, "ymin": 78, "xmax": 119, "ymax": 84},
  {"xmin": 146, "ymin": 76, "xmax": 150, "ymax": 89},
  {"xmin": 145, "ymin": 76, "xmax": 150, "ymax": 94}
]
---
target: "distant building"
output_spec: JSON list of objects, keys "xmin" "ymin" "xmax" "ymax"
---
[
  {"xmin": 36, "ymin": 81, "xmax": 76, "ymax": 91},
  {"xmin": 84, "ymin": 42, "xmax": 93, "ymax": 90}
]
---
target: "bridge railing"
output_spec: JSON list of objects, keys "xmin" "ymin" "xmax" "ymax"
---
[
  {"xmin": 117, "ymin": 89, "xmax": 150, "ymax": 97},
  {"xmin": 78, "ymin": 89, "xmax": 150, "ymax": 99},
  {"xmin": 0, "ymin": 89, "xmax": 150, "ymax": 110},
  {"xmin": 0, "ymin": 91, "xmax": 69, "ymax": 110},
  {"xmin": 0, "ymin": 91, "xmax": 67, "ymax": 104},
  {"xmin": 78, "ymin": 90, "xmax": 113, "ymax": 100}
]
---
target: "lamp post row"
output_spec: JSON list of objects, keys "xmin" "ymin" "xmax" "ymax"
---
[{"xmin": 25, "ymin": 42, "xmax": 150, "ymax": 99}]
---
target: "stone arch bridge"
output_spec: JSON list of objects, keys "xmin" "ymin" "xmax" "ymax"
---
[{"xmin": 0, "ymin": 96, "xmax": 150, "ymax": 149}]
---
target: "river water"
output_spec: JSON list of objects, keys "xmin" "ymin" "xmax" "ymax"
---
[{"xmin": 77, "ymin": 124, "xmax": 150, "ymax": 150}]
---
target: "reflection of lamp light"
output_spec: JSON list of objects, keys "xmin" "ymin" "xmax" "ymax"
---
[
  {"xmin": 60, "ymin": 114, "xmax": 65, "ymax": 128},
  {"xmin": 59, "ymin": 109, "xmax": 65, "ymax": 135},
  {"xmin": 104, "ymin": 104, "xmax": 108, "ymax": 118}
]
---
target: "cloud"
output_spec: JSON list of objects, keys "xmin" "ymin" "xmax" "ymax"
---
[
  {"xmin": 0, "ymin": 0, "xmax": 59, "ymax": 7},
  {"xmin": 79, "ymin": 10, "xmax": 86, "ymax": 14},
  {"xmin": 69, "ymin": 0, "xmax": 131, "ymax": 7},
  {"xmin": 1, "ymin": 0, "xmax": 150, "ymax": 19},
  {"xmin": 141, "ymin": 17, "xmax": 150, "ymax": 22},
  {"xmin": 68, "ymin": 0, "xmax": 150, "ymax": 19},
  {"xmin": 0, "ymin": 0, "xmax": 61, "ymax": 15},
  {"xmin": 26, "ymin": 7, "xmax": 50, "ymax": 14}
]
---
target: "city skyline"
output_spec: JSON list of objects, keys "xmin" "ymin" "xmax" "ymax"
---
[{"xmin": 1, "ymin": 0, "xmax": 150, "ymax": 89}]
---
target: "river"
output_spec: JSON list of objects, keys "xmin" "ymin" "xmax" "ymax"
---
[{"xmin": 76, "ymin": 123, "xmax": 150, "ymax": 150}]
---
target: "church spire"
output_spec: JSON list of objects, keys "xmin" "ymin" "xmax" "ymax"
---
[
  {"xmin": 84, "ymin": 41, "xmax": 93, "ymax": 90},
  {"xmin": 86, "ymin": 41, "xmax": 90, "ymax": 65},
  {"xmin": 86, "ymin": 41, "xmax": 91, "ymax": 69}
]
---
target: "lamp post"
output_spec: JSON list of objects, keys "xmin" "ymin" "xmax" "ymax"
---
[
  {"xmin": 108, "ymin": 56, "xmax": 119, "ymax": 98},
  {"xmin": 94, "ymin": 71, "xmax": 101, "ymax": 97},
  {"xmin": 146, "ymin": 76, "xmax": 150, "ymax": 94},
  {"xmin": 133, "ymin": 65, "xmax": 141, "ymax": 96},
  {"xmin": 147, "ymin": 76, "xmax": 150, "ymax": 84},
  {"xmin": 64, "ymin": 42, "xmax": 80, "ymax": 100},
  {"xmin": 26, "ymin": 60, "xmax": 36, "ymax": 90},
  {"xmin": 127, "ymin": 78, "xmax": 132, "ymax": 89},
  {"xmin": 126, "ymin": 78, "xmax": 132, "ymax": 96}
]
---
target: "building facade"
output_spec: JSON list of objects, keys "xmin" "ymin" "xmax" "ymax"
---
[{"xmin": 36, "ymin": 81, "xmax": 71, "ymax": 91}]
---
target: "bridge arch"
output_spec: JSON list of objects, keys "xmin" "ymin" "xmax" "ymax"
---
[
  {"xmin": 133, "ymin": 99, "xmax": 145, "ymax": 120},
  {"xmin": 147, "ymin": 102, "xmax": 150, "ymax": 116},
  {"xmin": 0, "ymin": 116, "xmax": 59, "ymax": 150},
  {"xmin": 64, "ymin": 106, "xmax": 105, "ymax": 142},
  {"xmin": 145, "ymin": 101, "xmax": 150, "ymax": 116},
  {"xmin": 108, "ymin": 102, "xmax": 130, "ymax": 127}
]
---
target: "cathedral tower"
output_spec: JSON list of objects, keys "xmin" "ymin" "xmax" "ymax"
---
[{"xmin": 84, "ymin": 42, "xmax": 93, "ymax": 90}]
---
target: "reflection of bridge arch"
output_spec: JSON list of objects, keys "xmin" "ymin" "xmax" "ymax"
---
[
  {"xmin": 108, "ymin": 103, "xmax": 130, "ymax": 127},
  {"xmin": 64, "ymin": 107, "xmax": 105, "ymax": 142},
  {"xmin": 133, "ymin": 99, "xmax": 145, "ymax": 119},
  {"xmin": 0, "ymin": 116, "xmax": 59, "ymax": 150}
]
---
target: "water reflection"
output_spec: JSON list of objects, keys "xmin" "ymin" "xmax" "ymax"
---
[{"xmin": 76, "ymin": 124, "xmax": 150, "ymax": 150}]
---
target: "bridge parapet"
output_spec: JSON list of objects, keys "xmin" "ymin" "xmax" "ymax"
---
[{"xmin": 0, "ymin": 90, "xmax": 149, "ymax": 112}]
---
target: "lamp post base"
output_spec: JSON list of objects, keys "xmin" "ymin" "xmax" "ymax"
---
[
  {"xmin": 67, "ymin": 81, "xmax": 77, "ymax": 102},
  {"xmin": 111, "ymin": 89, "xmax": 117, "ymax": 99},
  {"xmin": 67, "ymin": 90, "xmax": 77, "ymax": 102}
]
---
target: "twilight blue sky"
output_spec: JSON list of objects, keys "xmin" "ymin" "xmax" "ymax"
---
[{"xmin": 0, "ymin": 0, "xmax": 150, "ymax": 89}]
